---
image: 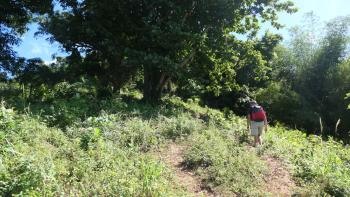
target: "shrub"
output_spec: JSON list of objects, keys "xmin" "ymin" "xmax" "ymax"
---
[{"xmin": 159, "ymin": 113, "xmax": 204, "ymax": 140}]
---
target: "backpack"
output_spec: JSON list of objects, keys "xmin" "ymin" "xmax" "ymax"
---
[{"xmin": 249, "ymin": 105, "xmax": 266, "ymax": 122}]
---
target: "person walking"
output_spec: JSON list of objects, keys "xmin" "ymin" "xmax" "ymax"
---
[{"xmin": 247, "ymin": 100, "xmax": 268, "ymax": 147}]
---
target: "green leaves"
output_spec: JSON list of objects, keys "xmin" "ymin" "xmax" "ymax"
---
[
  {"xmin": 266, "ymin": 15, "xmax": 350, "ymax": 140},
  {"xmin": 37, "ymin": 0, "xmax": 296, "ymax": 101},
  {"xmin": 0, "ymin": 0, "xmax": 53, "ymax": 74}
]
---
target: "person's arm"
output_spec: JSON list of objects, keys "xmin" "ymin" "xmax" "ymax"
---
[{"xmin": 264, "ymin": 116, "xmax": 268, "ymax": 132}]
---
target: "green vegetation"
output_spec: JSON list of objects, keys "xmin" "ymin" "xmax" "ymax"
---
[
  {"xmin": 3, "ymin": 0, "xmax": 349, "ymax": 140},
  {"xmin": 184, "ymin": 129, "xmax": 266, "ymax": 196},
  {"xmin": 1, "ymin": 91, "xmax": 261, "ymax": 195},
  {"xmin": 1, "ymin": 0, "xmax": 350, "ymax": 196},
  {"xmin": 257, "ymin": 15, "xmax": 350, "ymax": 142},
  {"xmin": 1, "ymin": 91, "xmax": 350, "ymax": 196},
  {"xmin": 262, "ymin": 127, "xmax": 350, "ymax": 196},
  {"xmin": 0, "ymin": 99, "xmax": 187, "ymax": 196},
  {"xmin": 37, "ymin": 0, "xmax": 295, "ymax": 102}
]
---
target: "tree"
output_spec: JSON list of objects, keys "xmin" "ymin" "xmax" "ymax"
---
[
  {"xmin": 263, "ymin": 15, "xmax": 350, "ymax": 140},
  {"xmin": 176, "ymin": 32, "xmax": 283, "ymax": 114},
  {"xmin": 0, "ymin": 0, "xmax": 53, "ymax": 75},
  {"xmin": 297, "ymin": 17, "xmax": 350, "ymax": 135},
  {"xmin": 39, "ymin": 0, "xmax": 296, "ymax": 102}
]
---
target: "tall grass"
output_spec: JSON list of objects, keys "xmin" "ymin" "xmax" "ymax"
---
[
  {"xmin": 1, "ymin": 93, "xmax": 350, "ymax": 196},
  {"xmin": 0, "ymin": 102, "xmax": 188, "ymax": 196},
  {"xmin": 261, "ymin": 127, "xmax": 350, "ymax": 196}
]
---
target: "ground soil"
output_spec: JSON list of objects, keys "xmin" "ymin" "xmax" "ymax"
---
[
  {"xmin": 261, "ymin": 155, "xmax": 296, "ymax": 196},
  {"xmin": 157, "ymin": 143, "xmax": 215, "ymax": 197}
]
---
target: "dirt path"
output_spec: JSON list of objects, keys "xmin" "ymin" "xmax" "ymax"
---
[
  {"xmin": 261, "ymin": 155, "xmax": 296, "ymax": 196},
  {"xmin": 246, "ymin": 144, "xmax": 296, "ymax": 196},
  {"xmin": 157, "ymin": 142, "xmax": 295, "ymax": 196},
  {"xmin": 157, "ymin": 143, "xmax": 214, "ymax": 197}
]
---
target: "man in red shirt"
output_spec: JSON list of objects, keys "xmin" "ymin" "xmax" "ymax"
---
[{"xmin": 247, "ymin": 100, "xmax": 268, "ymax": 147}]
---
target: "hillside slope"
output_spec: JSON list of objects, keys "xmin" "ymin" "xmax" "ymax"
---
[{"xmin": 1, "ymin": 96, "xmax": 349, "ymax": 196}]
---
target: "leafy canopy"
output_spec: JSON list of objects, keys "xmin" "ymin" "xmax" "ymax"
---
[{"xmin": 39, "ymin": 0, "xmax": 296, "ymax": 101}]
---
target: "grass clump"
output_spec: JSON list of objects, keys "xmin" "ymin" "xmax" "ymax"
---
[{"xmin": 159, "ymin": 113, "xmax": 204, "ymax": 140}]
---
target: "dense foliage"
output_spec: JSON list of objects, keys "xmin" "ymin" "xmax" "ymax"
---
[
  {"xmin": 1, "ymin": 0, "xmax": 350, "ymax": 196},
  {"xmin": 257, "ymin": 15, "xmax": 350, "ymax": 142},
  {"xmin": 36, "ymin": 0, "xmax": 295, "ymax": 101}
]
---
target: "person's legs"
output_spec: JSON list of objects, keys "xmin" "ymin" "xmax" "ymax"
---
[
  {"xmin": 258, "ymin": 135, "xmax": 262, "ymax": 145},
  {"xmin": 257, "ymin": 124, "xmax": 264, "ymax": 145},
  {"xmin": 254, "ymin": 135, "xmax": 259, "ymax": 147},
  {"xmin": 250, "ymin": 122, "xmax": 259, "ymax": 147}
]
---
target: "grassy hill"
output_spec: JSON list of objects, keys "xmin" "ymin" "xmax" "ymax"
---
[{"xmin": 1, "ymin": 95, "xmax": 350, "ymax": 196}]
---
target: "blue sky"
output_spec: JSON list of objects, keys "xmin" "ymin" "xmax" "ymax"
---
[
  {"xmin": 14, "ymin": 23, "xmax": 67, "ymax": 63},
  {"xmin": 14, "ymin": 0, "xmax": 350, "ymax": 62}
]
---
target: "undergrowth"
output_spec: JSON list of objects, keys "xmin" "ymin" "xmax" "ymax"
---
[
  {"xmin": 1, "ymin": 93, "xmax": 350, "ymax": 196},
  {"xmin": 0, "ymin": 101, "xmax": 188, "ymax": 196},
  {"xmin": 261, "ymin": 127, "xmax": 350, "ymax": 196}
]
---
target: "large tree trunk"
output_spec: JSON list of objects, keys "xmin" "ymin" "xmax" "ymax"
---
[
  {"xmin": 143, "ymin": 51, "xmax": 196, "ymax": 102},
  {"xmin": 143, "ymin": 66, "xmax": 167, "ymax": 103}
]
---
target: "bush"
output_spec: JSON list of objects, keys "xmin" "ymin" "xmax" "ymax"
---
[{"xmin": 159, "ymin": 113, "xmax": 204, "ymax": 140}]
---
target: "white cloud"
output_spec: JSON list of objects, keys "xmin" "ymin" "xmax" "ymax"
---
[{"xmin": 44, "ymin": 59, "xmax": 57, "ymax": 65}]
